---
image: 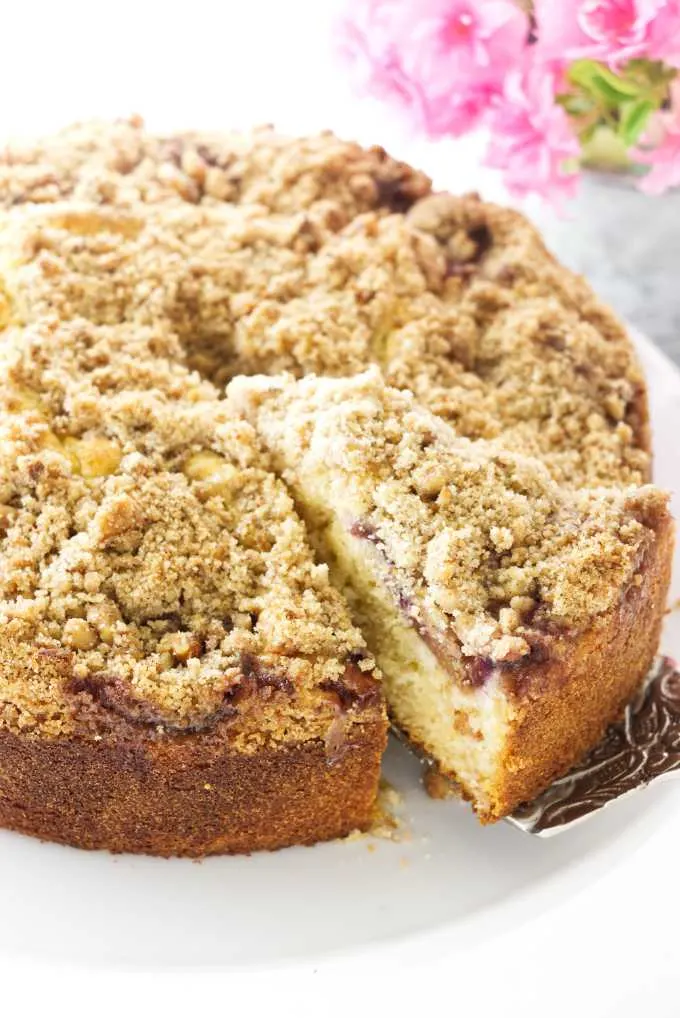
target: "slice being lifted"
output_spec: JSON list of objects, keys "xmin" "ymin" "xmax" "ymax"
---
[{"xmin": 230, "ymin": 369, "xmax": 673, "ymax": 821}]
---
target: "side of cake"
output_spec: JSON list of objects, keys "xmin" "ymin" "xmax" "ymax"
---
[
  {"xmin": 230, "ymin": 370, "xmax": 672, "ymax": 820},
  {"xmin": 0, "ymin": 307, "xmax": 386, "ymax": 857}
]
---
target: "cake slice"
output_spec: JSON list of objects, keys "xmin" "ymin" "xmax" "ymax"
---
[
  {"xmin": 0, "ymin": 346, "xmax": 386, "ymax": 855},
  {"xmin": 230, "ymin": 369, "xmax": 673, "ymax": 821}
]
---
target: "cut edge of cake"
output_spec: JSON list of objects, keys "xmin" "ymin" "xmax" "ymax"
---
[{"xmin": 229, "ymin": 369, "xmax": 674, "ymax": 821}]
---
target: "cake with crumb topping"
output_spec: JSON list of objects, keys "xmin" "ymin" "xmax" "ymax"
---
[
  {"xmin": 0, "ymin": 117, "xmax": 672, "ymax": 850},
  {"xmin": 230, "ymin": 370, "xmax": 672, "ymax": 819}
]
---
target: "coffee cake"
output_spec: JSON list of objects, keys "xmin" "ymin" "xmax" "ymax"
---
[{"xmin": 0, "ymin": 118, "xmax": 671, "ymax": 848}]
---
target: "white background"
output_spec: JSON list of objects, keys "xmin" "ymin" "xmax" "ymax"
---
[{"xmin": 0, "ymin": 1, "xmax": 679, "ymax": 1013}]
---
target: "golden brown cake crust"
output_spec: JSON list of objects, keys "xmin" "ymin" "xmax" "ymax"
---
[
  {"xmin": 422, "ymin": 509, "xmax": 673, "ymax": 821},
  {"xmin": 0, "ymin": 715, "xmax": 386, "ymax": 856},
  {"xmin": 0, "ymin": 122, "xmax": 401, "ymax": 854},
  {"xmin": 490, "ymin": 510, "xmax": 674, "ymax": 820}
]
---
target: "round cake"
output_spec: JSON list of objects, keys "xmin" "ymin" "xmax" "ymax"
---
[{"xmin": 0, "ymin": 118, "xmax": 671, "ymax": 854}]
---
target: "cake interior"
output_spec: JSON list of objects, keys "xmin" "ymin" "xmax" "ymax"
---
[{"xmin": 307, "ymin": 500, "xmax": 514, "ymax": 814}]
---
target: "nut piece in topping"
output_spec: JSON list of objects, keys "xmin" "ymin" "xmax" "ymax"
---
[
  {"xmin": 0, "ymin": 505, "xmax": 17, "ymax": 534},
  {"xmin": 62, "ymin": 436, "xmax": 122, "ymax": 478},
  {"xmin": 183, "ymin": 451, "xmax": 227, "ymax": 479},
  {"xmin": 86, "ymin": 602, "xmax": 121, "ymax": 644},
  {"xmin": 183, "ymin": 451, "xmax": 238, "ymax": 495},
  {"xmin": 158, "ymin": 631, "xmax": 203, "ymax": 663},
  {"xmin": 62, "ymin": 618, "xmax": 98, "ymax": 651}
]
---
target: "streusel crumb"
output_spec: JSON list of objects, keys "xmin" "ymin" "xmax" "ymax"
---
[
  {"xmin": 229, "ymin": 369, "xmax": 666, "ymax": 663},
  {"xmin": 0, "ymin": 119, "xmax": 649, "ymax": 490},
  {"xmin": 0, "ymin": 118, "xmax": 430, "ymax": 215},
  {"xmin": 0, "ymin": 360, "xmax": 375, "ymax": 737},
  {"xmin": 0, "ymin": 120, "xmax": 662, "ymax": 738}
]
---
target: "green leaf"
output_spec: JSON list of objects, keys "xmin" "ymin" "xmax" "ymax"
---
[
  {"xmin": 591, "ymin": 69, "xmax": 642, "ymax": 104},
  {"xmin": 618, "ymin": 98, "xmax": 655, "ymax": 145},
  {"xmin": 567, "ymin": 60, "xmax": 598, "ymax": 88},
  {"xmin": 557, "ymin": 91, "xmax": 595, "ymax": 118},
  {"xmin": 568, "ymin": 59, "xmax": 642, "ymax": 106},
  {"xmin": 567, "ymin": 59, "xmax": 602, "ymax": 93}
]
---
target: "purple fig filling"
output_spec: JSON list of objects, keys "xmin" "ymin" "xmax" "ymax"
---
[
  {"xmin": 348, "ymin": 516, "xmax": 554, "ymax": 689},
  {"xmin": 66, "ymin": 650, "xmax": 300, "ymax": 734},
  {"xmin": 349, "ymin": 517, "xmax": 495, "ymax": 687}
]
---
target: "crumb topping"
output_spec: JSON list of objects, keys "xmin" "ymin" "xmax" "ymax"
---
[
  {"xmin": 0, "ymin": 118, "xmax": 429, "ymax": 216},
  {"xmin": 0, "ymin": 146, "xmax": 649, "ymax": 489},
  {"xmin": 0, "ymin": 119, "xmax": 663, "ymax": 732},
  {"xmin": 0, "ymin": 381, "xmax": 375, "ymax": 737},
  {"xmin": 229, "ymin": 370, "xmax": 667, "ymax": 664},
  {"xmin": 0, "ymin": 308, "xmax": 386, "ymax": 741}
]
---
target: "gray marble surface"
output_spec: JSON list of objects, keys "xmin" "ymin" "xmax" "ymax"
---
[{"xmin": 530, "ymin": 173, "xmax": 680, "ymax": 367}]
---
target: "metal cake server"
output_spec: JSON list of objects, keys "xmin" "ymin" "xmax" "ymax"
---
[{"xmin": 507, "ymin": 655, "xmax": 680, "ymax": 836}]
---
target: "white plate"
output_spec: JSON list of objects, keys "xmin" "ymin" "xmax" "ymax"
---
[{"xmin": 0, "ymin": 328, "xmax": 678, "ymax": 974}]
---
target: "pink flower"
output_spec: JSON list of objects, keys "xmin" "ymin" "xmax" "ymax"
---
[
  {"xmin": 635, "ymin": 82, "xmax": 680, "ymax": 192},
  {"xmin": 336, "ymin": 0, "xmax": 425, "ymax": 117},
  {"xmin": 485, "ymin": 64, "xmax": 581, "ymax": 204},
  {"xmin": 337, "ymin": 0, "xmax": 529, "ymax": 137},
  {"xmin": 534, "ymin": 0, "xmax": 680, "ymax": 67},
  {"xmin": 636, "ymin": 129, "xmax": 680, "ymax": 191}
]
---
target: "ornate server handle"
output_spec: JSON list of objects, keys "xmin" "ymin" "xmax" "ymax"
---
[{"xmin": 508, "ymin": 656, "xmax": 680, "ymax": 836}]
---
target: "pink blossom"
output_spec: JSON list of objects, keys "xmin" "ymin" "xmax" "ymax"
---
[
  {"xmin": 534, "ymin": 0, "xmax": 680, "ymax": 67},
  {"xmin": 337, "ymin": 0, "xmax": 529, "ymax": 137},
  {"xmin": 635, "ymin": 129, "xmax": 680, "ymax": 192},
  {"xmin": 635, "ymin": 82, "xmax": 680, "ymax": 192},
  {"xmin": 485, "ymin": 64, "xmax": 581, "ymax": 204},
  {"xmin": 336, "ymin": 0, "xmax": 424, "ymax": 117}
]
